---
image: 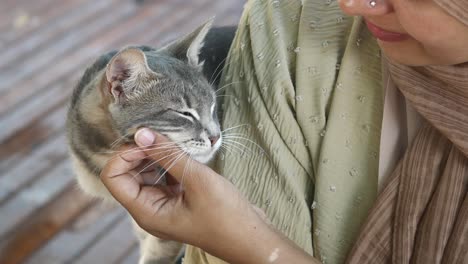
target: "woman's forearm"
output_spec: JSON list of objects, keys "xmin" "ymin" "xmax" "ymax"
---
[{"xmin": 201, "ymin": 215, "xmax": 319, "ymax": 264}]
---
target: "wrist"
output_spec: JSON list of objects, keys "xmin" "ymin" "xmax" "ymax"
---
[
  {"xmin": 196, "ymin": 205, "xmax": 266, "ymax": 260},
  {"xmin": 204, "ymin": 213, "xmax": 273, "ymax": 263},
  {"xmin": 199, "ymin": 208, "xmax": 317, "ymax": 264}
]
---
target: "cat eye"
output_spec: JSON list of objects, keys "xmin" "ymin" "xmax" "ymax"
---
[
  {"xmin": 170, "ymin": 107, "xmax": 200, "ymax": 121},
  {"xmin": 174, "ymin": 109, "xmax": 199, "ymax": 121},
  {"xmin": 181, "ymin": 112, "xmax": 195, "ymax": 118}
]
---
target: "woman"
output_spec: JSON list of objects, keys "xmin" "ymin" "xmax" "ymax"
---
[{"xmin": 101, "ymin": 0, "xmax": 468, "ymax": 263}]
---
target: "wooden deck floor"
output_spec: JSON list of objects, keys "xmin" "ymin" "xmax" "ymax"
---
[{"xmin": 0, "ymin": 0, "xmax": 243, "ymax": 263}]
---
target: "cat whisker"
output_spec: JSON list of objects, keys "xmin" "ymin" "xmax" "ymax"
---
[
  {"xmin": 96, "ymin": 140, "xmax": 177, "ymax": 153},
  {"xmin": 140, "ymin": 144, "xmax": 182, "ymax": 153},
  {"xmin": 215, "ymin": 81, "xmax": 242, "ymax": 94},
  {"xmin": 135, "ymin": 149, "xmax": 185, "ymax": 185},
  {"xmin": 221, "ymin": 124, "xmax": 249, "ymax": 133},
  {"xmin": 181, "ymin": 150, "xmax": 194, "ymax": 190},
  {"xmin": 221, "ymin": 139, "xmax": 254, "ymax": 156},
  {"xmin": 153, "ymin": 151, "xmax": 186, "ymax": 186},
  {"xmin": 109, "ymin": 131, "xmax": 133, "ymax": 150},
  {"xmin": 221, "ymin": 143, "xmax": 250, "ymax": 159},
  {"xmin": 219, "ymin": 145, "xmax": 232, "ymax": 156},
  {"xmin": 219, "ymin": 146, "xmax": 228, "ymax": 155},
  {"xmin": 217, "ymin": 145, "xmax": 228, "ymax": 157},
  {"xmin": 145, "ymin": 148, "xmax": 185, "ymax": 161},
  {"xmin": 133, "ymin": 149, "xmax": 185, "ymax": 182},
  {"xmin": 102, "ymin": 147, "xmax": 177, "ymax": 166},
  {"xmin": 216, "ymin": 94, "xmax": 236, "ymax": 99},
  {"xmin": 220, "ymin": 132, "xmax": 247, "ymax": 137},
  {"xmin": 222, "ymin": 135, "xmax": 266, "ymax": 154},
  {"xmin": 103, "ymin": 144, "xmax": 183, "ymax": 179},
  {"xmin": 99, "ymin": 141, "xmax": 180, "ymax": 156},
  {"xmin": 222, "ymin": 138, "xmax": 254, "ymax": 151},
  {"xmin": 209, "ymin": 56, "xmax": 243, "ymax": 87},
  {"xmin": 219, "ymin": 144, "xmax": 241, "ymax": 156},
  {"xmin": 208, "ymin": 56, "xmax": 228, "ymax": 84}
]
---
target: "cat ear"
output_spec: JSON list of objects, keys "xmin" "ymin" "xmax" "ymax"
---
[
  {"xmin": 161, "ymin": 17, "xmax": 214, "ymax": 68},
  {"xmin": 105, "ymin": 47, "xmax": 159, "ymax": 102}
]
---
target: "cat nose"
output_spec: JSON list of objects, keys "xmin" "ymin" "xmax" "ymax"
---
[{"xmin": 209, "ymin": 135, "xmax": 220, "ymax": 147}]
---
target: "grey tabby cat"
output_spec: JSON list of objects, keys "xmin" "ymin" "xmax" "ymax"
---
[{"xmin": 66, "ymin": 19, "xmax": 236, "ymax": 263}]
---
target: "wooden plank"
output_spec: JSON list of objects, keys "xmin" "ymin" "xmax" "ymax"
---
[
  {"xmin": 0, "ymin": 185, "xmax": 94, "ymax": 264},
  {"xmin": 0, "ymin": 0, "xmax": 89, "ymax": 48},
  {"xmin": 25, "ymin": 205, "xmax": 126, "ymax": 264},
  {"xmin": 139, "ymin": 0, "xmax": 241, "ymax": 47},
  {"xmin": 216, "ymin": 2, "xmax": 244, "ymax": 26},
  {"xmin": 71, "ymin": 216, "xmax": 138, "ymax": 264},
  {"xmin": 0, "ymin": 106, "xmax": 67, "ymax": 170},
  {"xmin": 0, "ymin": 0, "xmax": 215, "ymax": 137},
  {"xmin": 0, "ymin": 0, "xmax": 115, "ymax": 71},
  {"xmin": 118, "ymin": 244, "xmax": 140, "ymax": 264},
  {"xmin": 0, "ymin": 0, "xmax": 221, "ymax": 175},
  {"xmin": 0, "ymin": 0, "xmax": 239, "ymax": 139},
  {"xmin": 0, "ymin": 0, "xmax": 59, "ymax": 31},
  {"xmin": 0, "ymin": 79, "xmax": 72, "ymax": 143},
  {"xmin": 0, "ymin": 160, "xmax": 74, "ymax": 237},
  {"xmin": 0, "ymin": 0, "xmax": 19, "ymax": 13},
  {"xmin": 0, "ymin": 0, "xmax": 182, "ymax": 116},
  {"xmin": 0, "ymin": 134, "xmax": 67, "ymax": 203},
  {"xmin": 0, "ymin": 0, "xmax": 134, "ymax": 93},
  {"xmin": 0, "ymin": 121, "xmax": 66, "ymax": 173}
]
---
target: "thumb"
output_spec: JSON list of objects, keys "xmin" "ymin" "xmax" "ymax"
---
[{"xmin": 134, "ymin": 128, "xmax": 213, "ymax": 190}]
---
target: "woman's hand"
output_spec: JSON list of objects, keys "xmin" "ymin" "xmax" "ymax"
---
[{"xmin": 100, "ymin": 128, "xmax": 318, "ymax": 264}]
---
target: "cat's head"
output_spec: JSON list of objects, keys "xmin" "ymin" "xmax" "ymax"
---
[{"xmin": 102, "ymin": 19, "xmax": 221, "ymax": 163}]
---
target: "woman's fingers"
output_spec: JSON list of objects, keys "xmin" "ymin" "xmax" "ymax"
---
[
  {"xmin": 100, "ymin": 146, "xmax": 177, "ymax": 223},
  {"xmin": 100, "ymin": 146, "xmax": 143, "ymax": 202},
  {"xmin": 100, "ymin": 146, "xmax": 153, "ymax": 208},
  {"xmin": 103, "ymin": 145, "xmax": 146, "ymax": 178},
  {"xmin": 134, "ymin": 128, "xmax": 215, "ymax": 191}
]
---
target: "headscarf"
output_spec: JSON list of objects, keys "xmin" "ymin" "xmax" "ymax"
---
[
  {"xmin": 434, "ymin": 0, "xmax": 468, "ymax": 26},
  {"xmin": 346, "ymin": 1, "xmax": 468, "ymax": 263}
]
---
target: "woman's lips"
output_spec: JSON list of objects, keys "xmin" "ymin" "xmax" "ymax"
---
[{"xmin": 365, "ymin": 20, "xmax": 409, "ymax": 42}]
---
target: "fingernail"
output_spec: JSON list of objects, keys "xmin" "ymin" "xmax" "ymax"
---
[{"xmin": 135, "ymin": 128, "xmax": 155, "ymax": 146}]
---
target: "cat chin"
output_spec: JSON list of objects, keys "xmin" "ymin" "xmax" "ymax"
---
[
  {"xmin": 183, "ymin": 140, "xmax": 221, "ymax": 164},
  {"xmin": 191, "ymin": 151, "xmax": 216, "ymax": 164}
]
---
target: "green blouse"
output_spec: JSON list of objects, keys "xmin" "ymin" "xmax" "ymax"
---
[{"xmin": 186, "ymin": 0, "xmax": 383, "ymax": 263}]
